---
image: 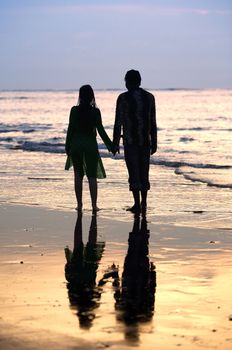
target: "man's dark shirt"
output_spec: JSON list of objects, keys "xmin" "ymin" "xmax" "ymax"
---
[{"xmin": 113, "ymin": 87, "xmax": 157, "ymax": 149}]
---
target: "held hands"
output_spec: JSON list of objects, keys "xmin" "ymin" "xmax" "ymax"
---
[{"xmin": 111, "ymin": 144, "xmax": 120, "ymax": 156}]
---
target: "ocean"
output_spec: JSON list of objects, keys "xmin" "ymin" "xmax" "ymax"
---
[{"xmin": 0, "ymin": 89, "xmax": 231, "ymax": 229}]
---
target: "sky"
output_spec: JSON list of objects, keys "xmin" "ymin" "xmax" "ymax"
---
[{"xmin": 0, "ymin": 0, "xmax": 231, "ymax": 89}]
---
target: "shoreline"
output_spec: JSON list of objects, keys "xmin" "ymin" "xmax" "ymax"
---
[
  {"xmin": 1, "ymin": 203, "xmax": 232, "ymax": 349},
  {"xmin": 1, "ymin": 198, "xmax": 231, "ymax": 231}
]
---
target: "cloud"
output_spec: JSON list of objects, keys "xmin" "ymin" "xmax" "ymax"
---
[
  {"xmin": 4, "ymin": 3, "xmax": 231, "ymax": 18},
  {"xmin": 47, "ymin": 4, "xmax": 232, "ymax": 17}
]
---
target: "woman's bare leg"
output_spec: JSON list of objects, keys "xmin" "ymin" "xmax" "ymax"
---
[
  {"xmin": 74, "ymin": 169, "xmax": 83, "ymax": 210},
  {"xmin": 88, "ymin": 177, "xmax": 99, "ymax": 212},
  {"xmin": 141, "ymin": 190, "xmax": 147, "ymax": 212}
]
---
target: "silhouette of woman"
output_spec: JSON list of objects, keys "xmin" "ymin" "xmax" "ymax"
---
[
  {"xmin": 65, "ymin": 85, "xmax": 113, "ymax": 212},
  {"xmin": 64, "ymin": 212, "xmax": 105, "ymax": 329}
]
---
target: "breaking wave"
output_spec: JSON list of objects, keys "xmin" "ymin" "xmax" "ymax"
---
[
  {"xmin": 14, "ymin": 141, "xmax": 65, "ymax": 153},
  {"xmin": 175, "ymin": 168, "xmax": 232, "ymax": 189},
  {"xmin": 151, "ymin": 158, "xmax": 231, "ymax": 170},
  {"xmin": 0, "ymin": 123, "xmax": 52, "ymax": 133}
]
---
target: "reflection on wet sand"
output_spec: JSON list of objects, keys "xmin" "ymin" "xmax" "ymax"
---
[
  {"xmin": 64, "ymin": 212, "xmax": 105, "ymax": 329},
  {"xmin": 113, "ymin": 214, "xmax": 156, "ymax": 343},
  {"xmin": 64, "ymin": 212, "xmax": 156, "ymax": 343}
]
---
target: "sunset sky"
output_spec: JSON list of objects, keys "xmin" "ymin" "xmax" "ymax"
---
[{"xmin": 0, "ymin": 0, "xmax": 231, "ymax": 89}]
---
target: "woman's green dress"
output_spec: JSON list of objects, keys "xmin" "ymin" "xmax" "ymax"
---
[{"xmin": 65, "ymin": 106, "xmax": 113, "ymax": 179}]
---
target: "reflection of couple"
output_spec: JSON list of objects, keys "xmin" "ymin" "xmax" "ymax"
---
[
  {"xmin": 65, "ymin": 69, "xmax": 157, "ymax": 214},
  {"xmin": 64, "ymin": 212, "xmax": 156, "ymax": 337}
]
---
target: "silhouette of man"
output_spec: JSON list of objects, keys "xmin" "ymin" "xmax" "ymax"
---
[
  {"xmin": 113, "ymin": 70, "xmax": 157, "ymax": 213},
  {"xmin": 113, "ymin": 214, "xmax": 156, "ymax": 343}
]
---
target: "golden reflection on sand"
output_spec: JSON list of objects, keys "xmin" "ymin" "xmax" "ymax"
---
[{"xmin": 0, "ymin": 205, "xmax": 232, "ymax": 349}]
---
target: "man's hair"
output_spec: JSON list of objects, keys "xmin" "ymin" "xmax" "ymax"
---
[{"xmin": 125, "ymin": 70, "xmax": 141, "ymax": 87}]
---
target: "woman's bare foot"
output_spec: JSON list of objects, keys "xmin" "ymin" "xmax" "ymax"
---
[
  {"xmin": 75, "ymin": 205, "xmax": 83, "ymax": 212},
  {"xmin": 126, "ymin": 205, "xmax": 141, "ymax": 214}
]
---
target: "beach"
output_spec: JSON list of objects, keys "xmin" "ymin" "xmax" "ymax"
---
[
  {"xmin": 1, "ymin": 0, "xmax": 232, "ymax": 345},
  {"xmin": 1, "ymin": 89, "xmax": 232, "ymax": 229},
  {"xmin": 1, "ymin": 203, "xmax": 232, "ymax": 350},
  {"xmin": 0, "ymin": 89, "xmax": 232, "ymax": 348}
]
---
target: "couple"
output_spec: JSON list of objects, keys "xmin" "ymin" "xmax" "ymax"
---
[{"xmin": 65, "ymin": 69, "xmax": 157, "ymax": 214}]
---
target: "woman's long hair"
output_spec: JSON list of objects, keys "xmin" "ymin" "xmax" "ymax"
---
[
  {"xmin": 77, "ymin": 85, "xmax": 97, "ymax": 130},
  {"xmin": 78, "ymin": 85, "xmax": 96, "ymax": 108}
]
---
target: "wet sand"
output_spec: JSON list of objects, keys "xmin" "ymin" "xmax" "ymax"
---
[{"xmin": 0, "ymin": 204, "xmax": 232, "ymax": 350}]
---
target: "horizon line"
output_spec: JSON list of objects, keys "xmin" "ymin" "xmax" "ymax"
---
[{"xmin": 1, "ymin": 87, "xmax": 232, "ymax": 92}]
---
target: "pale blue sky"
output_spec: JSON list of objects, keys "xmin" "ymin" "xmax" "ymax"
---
[{"xmin": 0, "ymin": 0, "xmax": 231, "ymax": 89}]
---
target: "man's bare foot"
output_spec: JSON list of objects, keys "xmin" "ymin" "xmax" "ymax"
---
[{"xmin": 92, "ymin": 206, "xmax": 100, "ymax": 214}]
